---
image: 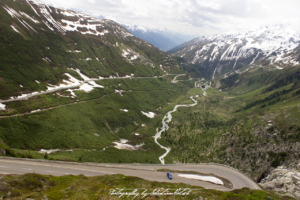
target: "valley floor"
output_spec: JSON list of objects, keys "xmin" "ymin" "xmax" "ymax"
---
[{"xmin": 1, "ymin": 66, "xmax": 300, "ymax": 198}]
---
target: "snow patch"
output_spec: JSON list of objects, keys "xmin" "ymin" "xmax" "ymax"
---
[
  {"xmin": 131, "ymin": 55, "xmax": 138, "ymax": 60},
  {"xmin": 39, "ymin": 149, "xmax": 60, "ymax": 154},
  {"xmin": 120, "ymin": 139, "xmax": 128, "ymax": 144},
  {"xmin": 19, "ymin": 11, "xmax": 39, "ymax": 23},
  {"xmin": 42, "ymin": 57, "xmax": 51, "ymax": 63},
  {"xmin": 60, "ymin": 10, "xmax": 76, "ymax": 17},
  {"xmin": 3, "ymin": 6, "xmax": 21, "ymax": 18},
  {"xmin": 113, "ymin": 139, "xmax": 144, "ymax": 151},
  {"xmin": 141, "ymin": 111, "xmax": 156, "ymax": 118},
  {"xmin": 31, "ymin": 109, "xmax": 41, "ymax": 113},
  {"xmin": 178, "ymin": 174, "xmax": 223, "ymax": 185},
  {"xmin": 115, "ymin": 89, "xmax": 125, "ymax": 96},
  {"xmin": 10, "ymin": 25, "xmax": 20, "ymax": 33},
  {"xmin": 78, "ymin": 83, "xmax": 94, "ymax": 92},
  {"xmin": 67, "ymin": 89, "xmax": 76, "ymax": 97},
  {"xmin": 0, "ymin": 103, "xmax": 6, "ymax": 110},
  {"xmin": 46, "ymin": 73, "xmax": 81, "ymax": 92},
  {"xmin": 68, "ymin": 50, "xmax": 82, "ymax": 53},
  {"xmin": 60, "ymin": 18, "xmax": 108, "ymax": 36},
  {"xmin": 28, "ymin": 0, "xmax": 66, "ymax": 34},
  {"xmin": 120, "ymin": 109, "xmax": 128, "ymax": 112},
  {"xmin": 122, "ymin": 49, "xmax": 130, "ymax": 57}
]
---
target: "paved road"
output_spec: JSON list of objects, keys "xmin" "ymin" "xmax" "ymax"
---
[
  {"xmin": 0, "ymin": 73, "xmax": 187, "ymax": 119},
  {"xmin": 171, "ymin": 74, "xmax": 186, "ymax": 83},
  {"xmin": 0, "ymin": 74, "xmax": 185, "ymax": 104},
  {"xmin": 0, "ymin": 158, "xmax": 260, "ymax": 191}
]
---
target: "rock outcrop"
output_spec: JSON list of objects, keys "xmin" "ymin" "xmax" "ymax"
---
[{"xmin": 260, "ymin": 166, "xmax": 300, "ymax": 198}]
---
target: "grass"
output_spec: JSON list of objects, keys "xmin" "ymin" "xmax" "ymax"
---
[{"xmin": 0, "ymin": 173, "xmax": 294, "ymax": 199}]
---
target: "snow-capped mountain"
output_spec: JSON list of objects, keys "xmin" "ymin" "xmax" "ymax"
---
[
  {"xmin": 123, "ymin": 24, "xmax": 190, "ymax": 51},
  {"xmin": 4, "ymin": 0, "xmax": 133, "ymax": 38},
  {"xmin": 44, "ymin": 5, "xmax": 193, "ymax": 52},
  {"xmin": 171, "ymin": 24, "xmax": 300, "ymax": 79},
  {"xmin": 0, "ymin": 0, "xmax": 182, "ymax": 99}
]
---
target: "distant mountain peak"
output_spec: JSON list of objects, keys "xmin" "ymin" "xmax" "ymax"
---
[
  {"xmin": 122, "ymin": 24, "xmax": 192, "ymax": 51},
  {"xmin": 171, "ymin": 24, "xmax": 300, "ymax": 79}
]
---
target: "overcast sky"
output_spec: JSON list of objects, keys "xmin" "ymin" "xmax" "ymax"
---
[{"xmin": 42, "ymin": 0, "xmax": 300, "ymax": 37}]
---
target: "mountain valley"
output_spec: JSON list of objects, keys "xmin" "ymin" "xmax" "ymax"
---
[{"xmin": 0, "ymin": 0, "xmax": 300, "ymax": 199}]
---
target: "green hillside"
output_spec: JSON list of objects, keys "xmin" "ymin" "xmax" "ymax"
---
[{"xmin": 0, "ymin": 0, "xmax": 201, "ymax": 164}]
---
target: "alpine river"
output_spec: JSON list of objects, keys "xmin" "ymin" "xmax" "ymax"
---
[{"xmin": 154, "ymin": 96, "xmax": 198, "ymax": 164}]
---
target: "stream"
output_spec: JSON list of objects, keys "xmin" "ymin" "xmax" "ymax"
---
[{"xmin": 154, "ymin": 96, "xmax": 198, "ymax": 164}]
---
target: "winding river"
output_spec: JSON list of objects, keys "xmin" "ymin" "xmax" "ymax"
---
[{"xmin": 154, "ymin": 96, "xmax": 198, "ymax": 164}]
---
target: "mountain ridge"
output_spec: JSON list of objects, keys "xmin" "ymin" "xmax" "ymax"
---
[
  {"xmin": 0, "ymin": 0, "xmax": 192, "ymax": 99},
  {"xmin": 171, "ymin": 24, "xmax": 300, "ymax": 80}
]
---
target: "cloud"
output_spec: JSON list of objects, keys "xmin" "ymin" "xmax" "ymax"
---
[{"xmin": 41, "ymin": 0, "xmax": 300, "ymax": 36}]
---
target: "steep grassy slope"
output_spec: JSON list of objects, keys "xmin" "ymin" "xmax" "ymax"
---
[
  {"xmin": 0, "ymin": 0, "xmax": 191, "ymax": 99},
  {"xmin": 0, "ymin": 0, "xmax": 203, "ymax": 163}
]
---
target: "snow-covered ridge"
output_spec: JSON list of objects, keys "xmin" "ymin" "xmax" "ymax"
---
[
  {"xmin": 175, "ymin": 24, "xmax": 300, "ymax": 78},
  {"xmin": 27, "ymin": 0, "xmax": 66, "ymax": 35},
  {"xmin": 195, "ymin": 24, "xmax": 300, "ymax": 45},
  {"xmin": 13, "ymin": 0, "xmax": 131, "ymax": 37},
  {"xmin": 3, "ymin": 5, "xmax": 38, "ymax": 33},
  {"xmin": 123, "ymin": 24, "xmax": 155, "ymax": 34},
  {"xmin": 123, "ymin": 23, "xmax": 179, "ymax": 35}
]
